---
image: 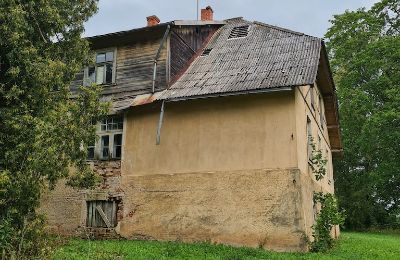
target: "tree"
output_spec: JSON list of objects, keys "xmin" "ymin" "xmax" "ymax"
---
[
  {"xmin": 326, "ymin": 0, "xmax": 400, "ymax": 229},
  {"xmin": 0, "ymin": 0, "xmax": 106, "ymax": 257}
]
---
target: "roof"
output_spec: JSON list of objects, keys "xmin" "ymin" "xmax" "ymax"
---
[
  {"xmin": 158, "ymin": 18, "xmax": 322, "ymax": 101},
  {"xmin": 87, "ymin": 20, "xmax": 225, "ymax": 49}
]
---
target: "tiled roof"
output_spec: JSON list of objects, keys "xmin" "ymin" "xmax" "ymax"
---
[{"xmin": 158, "ymin": 18, "xmax": 322, "ymax": 101}]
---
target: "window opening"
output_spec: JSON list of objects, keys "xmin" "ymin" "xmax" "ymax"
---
[
  {"xmin": 87, "ymin": 115, "xmax": 124, "ymax": 160},
  {"xmin": 84, "ymin": 50, "xmax": 115, "ymax": 86},
  {"xmin": 310, "ymin": 86, "xmax": 315, "ymax": 110},
  {"xmin": 86, "ymin": 200, "xmax": 117, "ymax": 228},
  {"xmin": 307, "ymin": 117, "xmax": 313, "ymax": 161}
]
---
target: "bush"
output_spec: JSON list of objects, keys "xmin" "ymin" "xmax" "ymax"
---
[{"xmin": 0, "ymin": 215, "xmax": 56, "ymax": 259}]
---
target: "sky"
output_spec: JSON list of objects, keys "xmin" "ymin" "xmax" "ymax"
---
[{"xmin": 84, "ymin": 0, "xmax": 379, "ymax": 38}]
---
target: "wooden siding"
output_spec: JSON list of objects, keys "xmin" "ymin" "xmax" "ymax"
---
[
  {"xmin": 170, "ymin": 26, "xmax": 219, "ymax": 80},
  {"xmin": 113, "ymin": 40, "xmax": 167, "ymax": 95},
  {"xmin": 70, "ymin": 39, "xmax": 168, "ymax": 97}
]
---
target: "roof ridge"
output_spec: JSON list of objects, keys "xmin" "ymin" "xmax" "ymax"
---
[
  {"xmin": 224, "ymin": 17, "xmax": 245, "ymax": 22},
  {"xmin": 253, "ymin": 21, "xmax": 320, "ymax": 39}
]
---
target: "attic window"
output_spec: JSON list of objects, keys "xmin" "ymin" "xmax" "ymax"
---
[
  {"xmin": 228, "ymin": 25, "xmax": 250, "ymax": 39},
  {"xmin": 201, "ymin": 48, "xmax": 213, "ymax": 56}
]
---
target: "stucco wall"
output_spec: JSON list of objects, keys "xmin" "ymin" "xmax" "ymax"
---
[
  {"xmin": 120, "ymin": 168, "xmax": 308, "ymax": 252},
  {"xmin": 122, "ymin": 91, "xmax": 297, "ymax": 176}
]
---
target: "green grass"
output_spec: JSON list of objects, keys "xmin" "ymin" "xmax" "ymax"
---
[{"xmin": 53, "ymin": 232, "xmax": 400, "ymax": 260}]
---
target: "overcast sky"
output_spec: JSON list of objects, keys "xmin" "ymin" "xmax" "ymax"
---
[{"xmin": 84, "ymin": 0, "xmax": 379, "ymax": 38}]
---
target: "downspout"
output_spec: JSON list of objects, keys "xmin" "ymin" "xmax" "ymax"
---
[
  {"xmin": 152, "ymin": 24, "xmax": 171, "ymax": 93},
  {"xmin": 156, "ymin": 100, "xmax": 165, "ymax": 145}
]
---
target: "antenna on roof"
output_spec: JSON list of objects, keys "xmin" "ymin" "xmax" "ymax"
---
[{"xmin": 196, "ymin": 0, "xmax": 199, "ymax": 20}]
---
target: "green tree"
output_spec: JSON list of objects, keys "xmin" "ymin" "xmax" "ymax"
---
[
  {"xmin": 326, "ymin": 0, "xmax": 400, "ymax": 229},
  {"xmin": 0, "ymin": 0, "xmax": 106, "ymax": 257}
]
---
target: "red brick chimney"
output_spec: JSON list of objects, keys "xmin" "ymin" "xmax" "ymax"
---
[
  {"xmin": 147, "ymin": 15, "xmax": 160, "ymax": 27},
  {"xmin": 201, "ymin": 6, "xmax": 214, "ymax": 21}
]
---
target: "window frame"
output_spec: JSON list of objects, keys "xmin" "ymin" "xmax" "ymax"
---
[
  {"xmin": 87, "ymin": 115, "xmax": 124, "ymax": 161},
  {"xmin": 307, "ymin": 116, "xmax": 313, "ymax": 162},
  {"xmin": 310, "ymin": 85, "xmax": 315, "ymax": 110},
  {"xmin": 83, "ymin": 48, "xmax": 117, "ymax": 86}
]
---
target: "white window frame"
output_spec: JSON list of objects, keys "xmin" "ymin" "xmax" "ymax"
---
[{"xmin": 87, "ymin": 115, "xmax": 124, "ymax": 161}]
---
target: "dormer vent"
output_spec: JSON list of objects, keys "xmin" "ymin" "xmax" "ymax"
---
[
  {"xmin": 201, "ymin": 48, "xmax": 213, "ymax": 56},
  {"xmin": 228, "ymin": 25, "xmax": 250, "ymax": 39}
]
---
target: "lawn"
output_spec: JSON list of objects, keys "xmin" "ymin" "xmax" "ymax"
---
[{"xmin": 53, "ymin": 232, "xmax": 400, "ymax": 259}]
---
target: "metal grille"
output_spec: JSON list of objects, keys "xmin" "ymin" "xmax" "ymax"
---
[{"xmin": 228, "ymin": 25, "xmax": 250, "ymax": 39}]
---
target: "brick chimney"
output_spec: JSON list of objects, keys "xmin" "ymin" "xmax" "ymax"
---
[
  {"xmin": 147, "ymin": 15, "xmax": 160, "ymax": 27},
  {"xmin": 201, "ymin": 6, "xmax": 213, "ymax": 21}
]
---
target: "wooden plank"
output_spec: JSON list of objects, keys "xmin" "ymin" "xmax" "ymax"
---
[
  {"xmin": 96, "ymin": 205, "xmax": 112, "ymax": 228},
  {"xmin": 87, "ymin": 202, "xmax": 92, "ymax": 227},
  {"xmin": 111, "ymin": 201, "xmax": 116, "ymax": 227}
]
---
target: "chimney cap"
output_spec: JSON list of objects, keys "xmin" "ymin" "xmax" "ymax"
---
[
  {"xmin": 146, "ymin": 15, "xmax": 160, "ymax": 26},
  {"xmin": 147, "ymin": 15, "xmax": 160, "ymax": 23},
  {"xmin": 205, "ymin": 6, "xmax": 213, "ymax": 12}
]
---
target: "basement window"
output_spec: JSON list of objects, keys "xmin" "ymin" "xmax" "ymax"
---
[
  {"xmin": 201, "ymin": 48, "xmax": 213, "ymax": 56},
  {"xmin": 228, "ymin": 25, "xmax": 250, "ymax": 39},
  {"xmin": 86, "ymin": 200, "xmax": 117, "ymax": 228}
]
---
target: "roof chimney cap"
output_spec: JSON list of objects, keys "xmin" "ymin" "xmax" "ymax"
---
[
  {"xmin": 147, "ymin": 15, "xmax": 160, "ymax": 27},
  {"xmin": 201, "ymin": 6, "xmax": 214, "ymax": 21}
]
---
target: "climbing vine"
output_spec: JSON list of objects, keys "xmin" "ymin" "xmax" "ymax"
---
[
  {"xmin": 308, "ymin": 138, "xmax": 345, "ymax": 252},
  {"xmin": 311, "ymin": 192, "xmax": 345, "ymax": 252},
  {"xmin": 310, "ymin": 138, "xmax": 328, "ymax": 181}
]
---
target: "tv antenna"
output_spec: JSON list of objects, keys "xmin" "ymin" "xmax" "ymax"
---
[{"xmin": 197, "ymin": 0, "xmax": 199, "ymax": 20}]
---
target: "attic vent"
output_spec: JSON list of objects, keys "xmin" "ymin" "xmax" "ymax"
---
[
  {"xmin": 201, "ymin": 48, "xmax": 213, "ymax": 56},
  {"xmin": 228, "ymin": 25, "xmax": 250, "ymax": 39}
]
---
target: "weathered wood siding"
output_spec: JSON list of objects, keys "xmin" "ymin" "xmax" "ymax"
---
[
  {"xmin": 70, "ymin": 39, "xmax": 167, "ymax": 97},
  {"xmin": 170, "ymin": 26, "xmax": 219, "ymax": 80},
  {"xmin": 112, "ymin": 40, "xmax": 167, "ymax": 96}
]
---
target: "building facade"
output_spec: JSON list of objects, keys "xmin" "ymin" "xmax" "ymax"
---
[{"xmin": 39, "ymin": 7, "xmax": 342, "ymax": 252}]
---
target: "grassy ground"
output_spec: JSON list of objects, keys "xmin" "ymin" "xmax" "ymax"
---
[{"xmin": 53, "ymin": 232, "xmax": 400, "ymax": 260}]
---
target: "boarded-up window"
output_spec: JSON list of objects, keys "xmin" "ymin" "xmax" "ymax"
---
[{"xmin": 86, "ymin": 201, "xmax": 117, "ymax": 228}]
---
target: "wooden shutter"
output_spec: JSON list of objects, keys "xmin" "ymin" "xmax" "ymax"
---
[{"xmin": 86, "ymin": 201, "xmax": 117, "ymax": 228}]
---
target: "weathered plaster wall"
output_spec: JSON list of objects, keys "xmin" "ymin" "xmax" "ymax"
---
[
  {"xmin": 122, "ymin": 91, "xmax": 297, "ymax": 176},
  {"xmin": 294, "ymin": 84, "xmax": 338, "ymax": 239},
  {"xmin": 120, "ymin": 168, "xmax": 308, "ymax": 252},
  {"xmin": 39, "ymin": 161, "xmax": 123, "ymax": 238}
]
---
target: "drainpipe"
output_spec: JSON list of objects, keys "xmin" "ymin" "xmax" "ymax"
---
[
  {"xmin": 156, "ymin": 100, "xmax": 165, "ymax": 145},
  {"xmin": 152, "ymin": 24, "xmax": 171, "ymax": 93}
]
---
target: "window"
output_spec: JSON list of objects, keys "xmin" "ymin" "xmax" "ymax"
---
[
  {"xmin": 87, "ymin": 139, "xmax": 95, "ymax": 160},
  {"xmin": 319, "ymin": 95, "xmax": 325, "ymax": 129},
  {"xmin": 114, "ymin": 134, "xmax": 122, "ymax": 159},
  {"xmin": 86, "ymin": 200, "xmax": 117, "ymax": 228},
  {"xmin": 307, "ymin": 117, "xmax": 313, "ymax": 161},
  {"xmin": 310, "ymin": 86, "xmax": 315, "ymax": 110},
  {"xmin": 84, "ymin": 50, "xmax": 115, "ymax": 86},
  {"xmin": 87, "ymin": 115, "xmax": 124, "ymax": 160},
  {"xmin": 100, "ymin": 135, "xmax": 110, "ymax": 159}
]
